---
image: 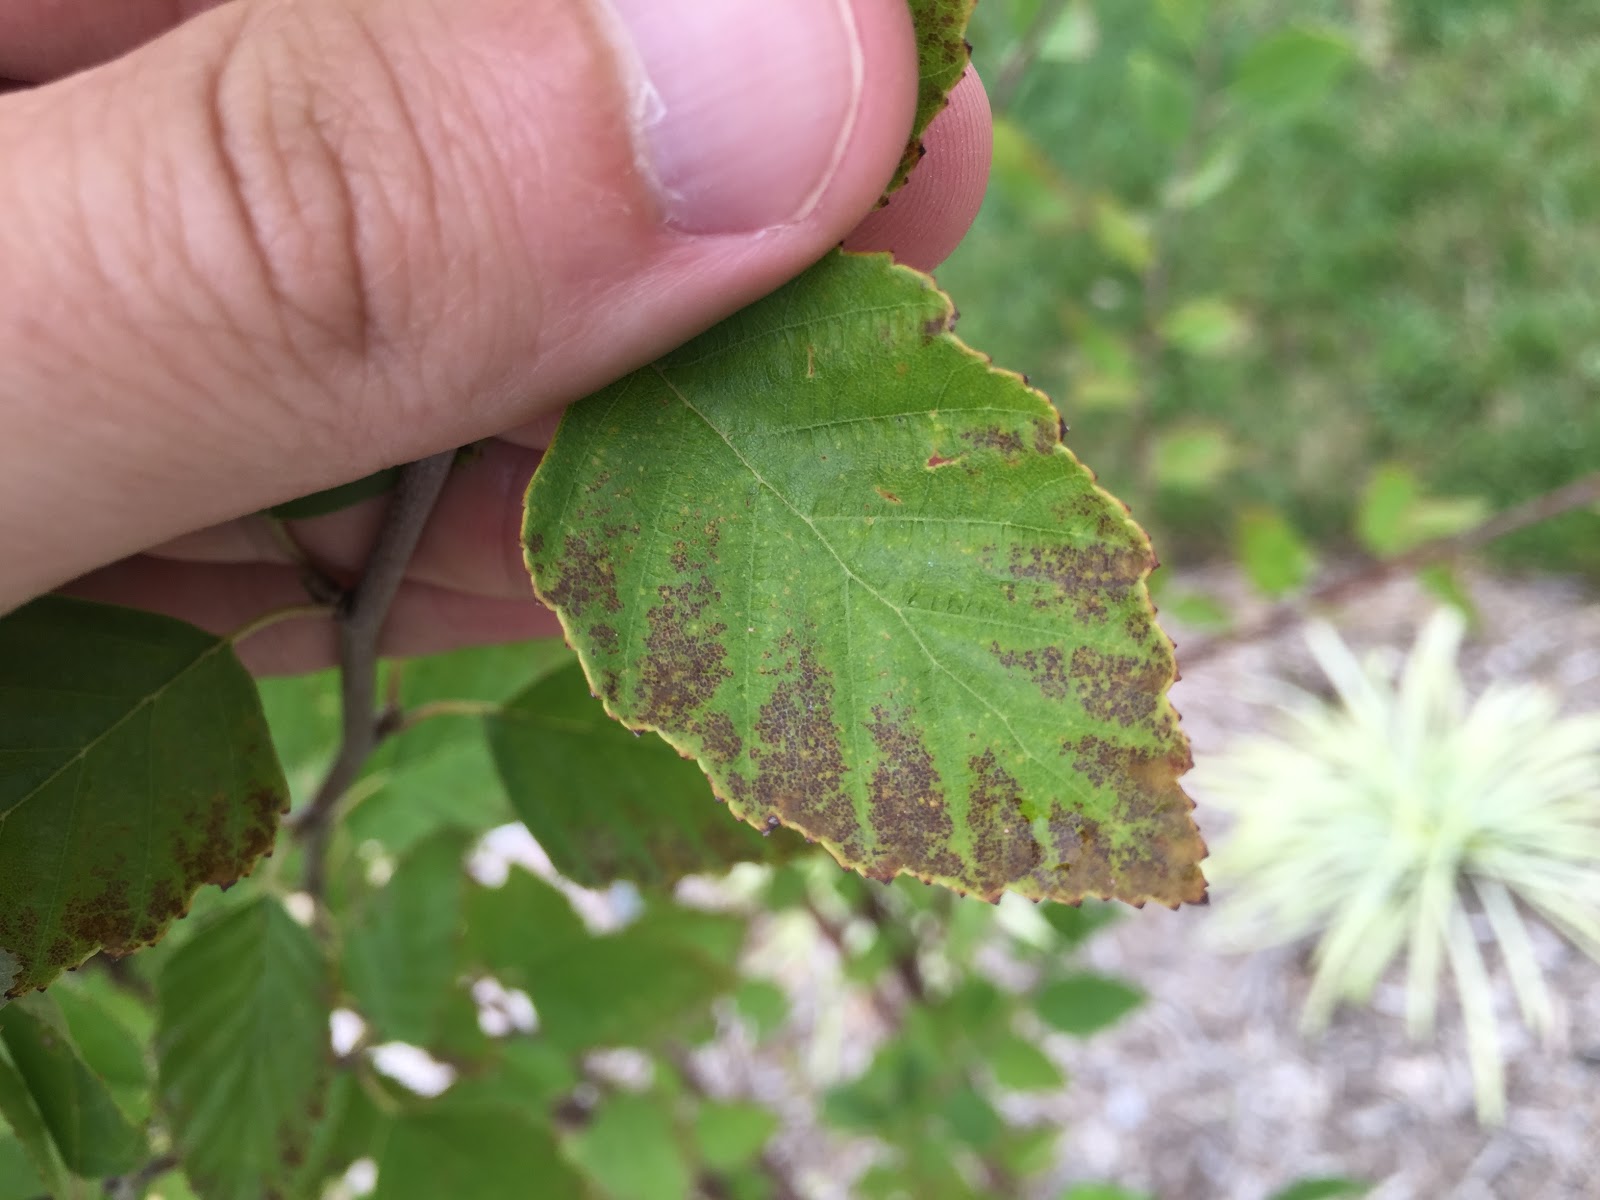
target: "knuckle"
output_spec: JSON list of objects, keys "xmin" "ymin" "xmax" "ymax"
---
[{"xmin": 203, "ymin": 6, "xmax": 453, "ymax": 399}]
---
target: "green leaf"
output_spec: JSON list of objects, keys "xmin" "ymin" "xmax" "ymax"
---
[
  {"xmin": 732, "ymin": 979, "xmax": 790, "ymax": 1040},
  {"xmin": 570, "ymin": 1093, "xmax": 693, "ymax": 1200},
  {"xmin": 1060, "ymin": 1187, "xmax": 1153, "ymax": 1200},
  {"xmin": 487, "ymin": 661, "xmax": 801, "ymax": 888},
  {"xmin": 267, "ymin": 468, "xmax": 399, "ymax": 520},
  {"xmin": 465, "ymin": 867, "xmax": 589, "ymax": 984},
  {"xmin": 1236, "ymin": 507, "xmax": 1316, "ymax": 598},
  {"xmin": 1127, "ymin": 52, "xmax": 1194, "ymax": 143},
  {"xmin": 693, "ymin": 1101, "xmax": 779, "ymax": 1172},
  {"xmin": 892, "ymin": 1, "xmax": 978, "ymax": 195},
  {"xmin": 1035, "ymin": 973, "xmax": 1144, "ymax": 1036},
  {"xmin": 1230, "ymin": 27, "xmax": 1356, "ymax": 117},
  {"xmin": 526, "ymin": 928, "xmax": 735, "ymax": 1052},
  {"xmin": 0, "ymin": 597, "xmax": 288, "ymax": 996},
  {"xmin": 985, "ymin": 1032, "xmax": 1065, "ymax": 1091},
  {"xmin": 343, "ymin": 831, "xmax": 469, "ymax": 1045},
  {"xmin": 156, "ymin": 897, "xmax": 329, "ymax": 1200},
  {"xmin": 1155, "ymin": 0, "xmax": 1208, "ymax": 48},
  {"xmin": 1160, "ymin": 298, "xmax": 1250, "ymax": 357},
  {"xmin": 1039, "ymin": 0, "xmax": 1098, "ymax": 64},
  {"xmin": 524, "ymin": 252, "xmax": 1205, "ymax": 909},
  {"xmin": 1038, "ymin": 897, "xmax": 1119, "ymax": 947},
  {"xmin": 1357, "ymin": 465, "xmax": 1488, "ymax": 558},
  {"xmin": 49, "ymin": 981, "xmax": 151, "ymax": 1122},
  {"xmin": 0, "ymin": 1054, "xmax": 68, "ymax": 1198},
  {"xmin": 1269, "ymin": 1180, "xmax": 1369, "ymax": 1200},
  {"xmin": 290, "ymin": 1071, "xmax": 385, "ymax": 1197},
  {"xmin": 374, "ymin": 1102, "xmax": 585, "ymax": 1200},
  {"xmin": 1152, "ymin": 424, "xmax": 1239, "ymax": 490},
  {"xmin": 0, "ymin": 995, "xmax": 146, "ymax": 1175}
]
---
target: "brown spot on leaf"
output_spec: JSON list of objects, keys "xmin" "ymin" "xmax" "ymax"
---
[
  {"xmin": 1068, "ymin": 647, "xmax": 1163, "ymax": 730},
  {"xmin": 989, "ymin": 642, "xmax": 1069, "ymax": 700},
  {"xmin": 927, "ymin": 454, "xmax": 960, "ymax": 469},
  {"xmin": 1006, "ymin": 540, "xmax": 1150, "ymax": 619},
  {"xmin": 635, "ymin": 578, "xmax": 731, "ymax": 731},
  {"xmin": 865, "ymin": 708, "xmax": 959, "ymax": 878},
  {"xmin": 966, "ymin": 750, "xmax": 1043, "ymax": 898},
  {"xmin": 963, "ymin": 427, "xmax": 1025, "ymax": 457},
  {"xmin": 699, "ymin": 712, "xmax": 743, "ymax": 765},
  {"xmin": 747, "ymin": 646, "xmax": 863, "ymax": 859},
  {"xmin": 526, "ymin": 533, "xmax": 545, "ymax": 556},
  {"xmin": 591, "ymin": 624, "xmax": 619, "ymax": 655},
  {"xmin": 875, "ymin": 488, "xmax": 903, "ymax": 505},
  {"xmin": 544, "ymin": 533, "xmax": 622, "ymax": 620}
]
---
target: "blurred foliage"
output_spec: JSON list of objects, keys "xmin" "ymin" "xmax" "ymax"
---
[{"xmin": 945, "ymin": 0, "xmax": 1600, "ymax": 576}]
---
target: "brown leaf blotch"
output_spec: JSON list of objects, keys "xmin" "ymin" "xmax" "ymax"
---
[
  {"xmin": 966, "ymin": 749, "xmax": 1043, "ymax": 894},
  {"xmin": 545, "ymin": 533, "xmax": 623, "ymax": 620},
  {"xmin": 1068, "ymin": 646, "xmax": 1164, "ymax": 730},
  {"xmin": 865, "ymin": 707, "xmax": 960, "ymax": 878}
]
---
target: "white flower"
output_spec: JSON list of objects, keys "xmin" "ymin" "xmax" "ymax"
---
[{"xmin": 1195, "ymin": 608, "xmax": 1600, "ymax": 1122}]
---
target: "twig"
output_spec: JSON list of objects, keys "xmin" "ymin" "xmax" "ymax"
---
[
  {"xmin": 291, "ymin": 452, "xmax": 455, "ymax": 898},
  {"xmin": 103, "ymin": 1155, "xmax": 179, "ymax": 1200},
  {"xmin": 1181, "ymin": 471, "xmax": 1600, "ymax": 667}
]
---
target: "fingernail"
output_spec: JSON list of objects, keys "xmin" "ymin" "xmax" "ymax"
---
[{"xmin": 601, "ymin": 0, "xmax": 865, "ymax": 233}]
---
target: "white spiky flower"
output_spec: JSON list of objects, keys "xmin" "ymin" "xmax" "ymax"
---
[{"xmin": 1195, "ymin": 608, "xmax": 1600, "ymax": 1122}]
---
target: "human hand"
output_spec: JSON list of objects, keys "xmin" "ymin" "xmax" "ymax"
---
[{"xmin": 0, "ymin": 0, "xmax": 992, "ymax": 671}]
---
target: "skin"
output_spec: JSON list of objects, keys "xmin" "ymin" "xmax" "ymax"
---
[{"xmin": 0, "ymin": 0, "xmax": 993, "ymax": 672}]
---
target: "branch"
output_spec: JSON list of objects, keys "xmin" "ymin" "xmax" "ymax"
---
[
  {"xmin": 291, "ymin": 452, "xmax": 455, "ymax": 898},
  {"xmin": 1180, "ymin": 471, "xmax": 1600, "ymax": 666},
  {"xmin": 103, "ymin": 1155, "xmax": 179, "ymax": 1200}
]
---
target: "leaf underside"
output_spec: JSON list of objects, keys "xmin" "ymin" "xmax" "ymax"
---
[
  {"xmin": 0, "ymin": 598, "xmax": 289, "ymax": 997},
  {"xmin": 523, "ymin": 252, "xmax": 1207, "ymax": 907}
]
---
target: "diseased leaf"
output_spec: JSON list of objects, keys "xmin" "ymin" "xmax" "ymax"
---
[
  {"xmin": 343, "ymin": 831, "xmax": 469, "ymax": 1046},
  {"xmin": 374, "ymin": 1102, "xmax": 585, "ymax": 1200},
  {"xmin": 0, "ymin": 994, "xmax": 146, "ymax": 1176},
  {"xmin": 890, "ymin": 0, "xmax": 979, "ymax": 195},
  {"xmin": 0, "ymin": 598, "xmax": 288, "ymax": 996},
  {"xmin": 156, "ymin": 897, "xmax": 329, "ymax": 1200},
  {"xmin": 524, "ymin": 252, "xmax": 1205, "ymax": 907},
  {"xmin": 488, "ymin": 661, "xmax": 802, "ymax": 887}
]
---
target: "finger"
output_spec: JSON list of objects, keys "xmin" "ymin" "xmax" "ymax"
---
[
  {"xmin": 0, "ymin": 0, "xmax": 225, "ymax": 82},
  {"xmin": 150, "ymin": 440, "xmax": 541, "ymax": 600},
  {"xmin": 844, "ymin": 67, "xmax": 992, "ymax": 271},
  {"xmin": 60, "ymin": 558, "xmax": 561, "ymax": 675},
  {"xmin": 0, "ymin": 0, "xmax": 919, "ymax": 611}
]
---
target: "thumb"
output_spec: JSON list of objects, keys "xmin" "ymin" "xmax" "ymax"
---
[{"xmin": 0, "ymin": 0, "xmax": 916, "ymax": 608}]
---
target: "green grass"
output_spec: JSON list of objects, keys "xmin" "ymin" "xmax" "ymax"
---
[{"xmin": 942, "ymin": 0, "xmax": 1600, "ymax": 574}]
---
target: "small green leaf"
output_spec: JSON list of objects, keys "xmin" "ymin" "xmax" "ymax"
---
[
  {"xmin": 1039, "ymin": 899, "xmax": 1119, "ymax": 947},
  {"xmin": 0, "ymin": 1054, "xmax": 68, "ymax": 1198},
  {"xmin": 1418, "ymin": 565, "xmax": 1477, "ymax": 619},
  {"xmin": 1230, "ymin": 27, "xmax": 1356, "ymax": 117},
  {"xmin": 1270, "ymin": 1180, "xmax": 1369, "ymax": 1200},
  {"xmin": 1161, "ymin": 298, "xmax": 1250, "ymax": 357},
  {"xmin": 156, "ymin": 897, "xmax": 329, "ymax": 1200},
  {"xmin": 487, "ymin": 662, "xmax": 801, "ymax": 887},
  {"xmin": 732, "ymin": 980, "xmax": 790, "ymax": 1040},
  {"xmin": 1060, "ymin": 1186, "xmax": 1153, "ymax": 1200},
  {"xmin": 0, "ymin": 598, "xmax": 288, "ymax": 995},
  {"xmin": 1164, "ymin": 141, "xmax": 1242, "ymax": 210},
  {"xmin": 1155, "ymin": 0, "xmax": 1208, "ymax": 47},
  {"xmin": 374, "ymin": 1102, "xmax": 585, "ymax": 1200},
  {"xmin": 1094, "ymin": 201, "xmax": 1156, "ymax": 271},
  {"xmin": 343, "ymin": 831, "xmax": 469, "ymax": 1045},
  {"xmin": 571, "ymin": 1093, "xmax": 693, "ymax": 1200},
  {"xmin": 1237, "ymin": 507, "xmax": 1316, "ymax": 598},
  {"xmin": 267, "ymin": 468, "xmax": 399, "ymax": 520},
  {"xmin": 942, "ymin": 1084, "xmax": 1003, "ymax": 1149},
  {"xmin": 693, "ymin": 1101, "xmax": 779, "ymax": 1172},
  {"xmin": 1035, "ymin": 973, "xmax": 1144, "ymax": 1036},
  {"xmin": 1039, "ymin": 0, "xmax": 1098, "ymax": 63},
  {"xmin": 1152, "ymin": 425, "xmax": 1239, "ymax": 490},
  {"xmin": 525, "ymin": 252, "xmax": 1205, "ymax": 909},
  {"xmin": 1358, "ymin": 465, "xmax": 1488, "ymax": 557},
  {"xmin": 0, "ymin": 995, "xmax": 146, "ymax": 1175},
  {"xmin": 1127, "ymin": 52, "xmax": 1194, "ymax": 142},
  {"xmin": 985, "ymin": 1032, "xmax": 1065, "ymax": 1091}
]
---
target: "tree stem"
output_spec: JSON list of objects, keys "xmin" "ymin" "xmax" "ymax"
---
[
  {"xmin": 1181, "ymin": 471, "xmax": 1600, "ymax": 666},
  {"xmin": 292, "ymin": 452, "xmax": 455, "ymax": 898}
]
